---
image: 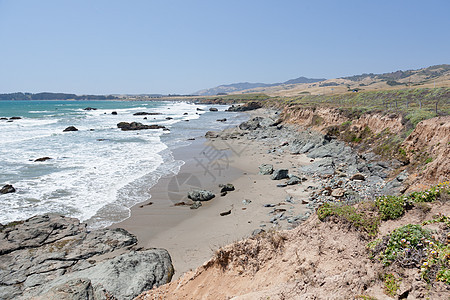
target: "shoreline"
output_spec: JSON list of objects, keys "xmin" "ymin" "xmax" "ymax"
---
[{"xmin": 110, "ymin": 113, "xmax": 314, "ymax": 278}]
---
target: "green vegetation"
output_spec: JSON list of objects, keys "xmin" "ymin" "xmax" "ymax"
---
[
  {"xmin": 384, "ymin": 273, "xmax": 401, "ymax": 296},
  {"xmin": 375, "ymin": 195, "xmax": 407, "ymax": 220},
  {"xmin": 317, "ymin": 202, "xmax": 380, "ymax": 237}
]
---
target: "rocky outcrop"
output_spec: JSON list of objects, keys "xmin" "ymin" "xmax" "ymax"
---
[
  {"xmin": 63, "ymin": 126, "xmax": 78, "ymax": 132},
  {"xmin": 117, "ymin": 122, "xmax": 167, "ymax": 131},
  {"xmin": 226, "ymin": 101, "xmax": 262, "ymax": 112},
  {"xmin": 0, "ymin": 214, "xmax": 173, "ymax": 300},
  {"xmin": 0, "ymin": 184, "xmax": 15, "ymax": 194},
  {"xmin": 187, "ymin": 190, "xmax": 215, "ymax": 201}
]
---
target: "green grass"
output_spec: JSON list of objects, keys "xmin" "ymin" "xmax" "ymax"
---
[{"xmin": 384, "ymin": 273, "xmax": 401, "ymax": 296}]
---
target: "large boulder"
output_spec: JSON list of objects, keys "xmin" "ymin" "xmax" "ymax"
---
[
  {"xmin": 187, "ymin": 190, "xmax": 215, "ymax": 201},
  {"xmin": 258, "ymin": 164, "xmax": 274, "ymax": 175},
  {"xmin": 0, "ymin": 184, "xmax": 15, "ymax": 194},
  {"xmin": 239, "ymin": 117, "xmax": 263, "ymax": 131},
  {"xmin": 117, "ymin": 122, "xmax": 167, "ymax": 131},
  {"xmin": 270, "ymin": 169, "xmax": 289, "ymax": 180}
]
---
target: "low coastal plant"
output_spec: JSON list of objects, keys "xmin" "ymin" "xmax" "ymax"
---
[
  {"xmin": 375, "ymin": 195, "xmax": 407, "ymax": 220},
  {"xmin": 384, "ymin": 273, "xmax": 401, "ymax": 297},
  {"xmin": 317, "ymin": 202, "xmax": 380, "ymax": 237}
]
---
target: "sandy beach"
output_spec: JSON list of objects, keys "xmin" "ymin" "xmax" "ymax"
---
[{"xmin": 111, "ymin": 119, "xmax": 314, "ymax": 278}]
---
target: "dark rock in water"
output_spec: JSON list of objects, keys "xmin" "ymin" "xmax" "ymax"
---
[
  {"xmin": 259, "ymin": 164, "xmax": 274, "ymax": 175},
  {"xmin": 286, "ymin": 175, "xmax": 301, "ymax": 185},
  {"xmin": 205, "ymin": 131, "xmax": 220, "ymax": 138},
  {"xmin": 83, "ymin": 107, "xmax": 97, "ymax": 111},
  {"xmin": 187, "ymin": 138, "xmax": 195, "ymax": 140},
  {"xmin": 0, "ymin": 117, "xmax": 8, "ymax": 120},
  {"xmin": 219, "ymin": 183, "xmax": 235, "ymax": 193},
  {"xmin": 111, "ymin": 111, "xmax": 118, "ymax": 115},
  {"xmin": 350, "ymin": 173, "xmax": 366, "ymax": 181},
  {"xmin": 209, "ymin": 107, "xmax": 218, "ymax": 112},
  {"xmin": 0, "ymin": 214, "xmax": 173, "ymax": 300},
  {"xmin": 216, "ymin": 118, "xmax": 227, "ymax": 122},
  {"xmin": 9, "ymin": 116, "xmax": 22, "ymax": 120},
  {"xmin": 117, "ymin": 122, "xmax": 166, "ymax": 131},
  {"xmin": 184, "ymin": 120, "xmax": 190, "ymax": 122},
  {"xmin": 0, "ymin": 184, "xmax": 15, "ymax": 194},
  {"xmin": 63, "ymin": 126, "xmax": 78, "ymax": 132},
  {"xmin": 183, "ymin": 112, "xmax": 188, "ymax": 115},
  {"xmin": 226, "ymin": 101, "xmax": 262, "ymax": 112},
  {"xmin": 220, "ymin": 210, "xmax": 231, "ymax": 216},
  {"xmin": 196, "ymin": 108, "xmax": 204, "ymax": 111},
  {"xmin": 187, "ymin": 190, "xmax": 215, "ymax": 201},
  {"xmin": 34, "ymin": 157, "xmax": 52, "ymax": 162},
  {"xmin": 190, "ymin": 201, "xmax": 202, "ymax": 209},
  {"xmin": 271, "ymin": 169, "xmax": 289, "ymax": 180},
  {"xmin": 239, "ymin": 117, "xmax": 263, "ymax": 131},
  {"xmin": 166, "ymin": 117, "xmax": 173, "ymax": 120},
  {"xmin": 133, "ymin": 112, "xmax": 162, "ymax": 116}
]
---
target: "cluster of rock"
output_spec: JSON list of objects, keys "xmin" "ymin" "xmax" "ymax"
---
[
  {"xmin": 0, "ymin": 214, "xmax": 174, "ymax": 300},
  {"xmin": 117, "ymin": 122, "xmax": 168, "ymax": 131},
  {"xmin": 133, "ymin": 112, "xmax": 162, "ymax": 116},
  {"xmin": 0, "ymin": 116, "xmax": 22, "ymax": 122},
  {"xmin": 226, "ymin": 101, "xmax": 262, "ymax": 112},
  {"xmin": 211, "ymin": 111, "xmax": 408, "ymax": 224}
]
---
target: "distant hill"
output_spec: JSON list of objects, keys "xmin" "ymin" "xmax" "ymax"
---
[
  {"xmin": 0, "ymin": 92, "xmax": 117, "ymax": 101},
  {"xmin": 195, "ymin": 76, "xmax": 326, "ymax": 96}
]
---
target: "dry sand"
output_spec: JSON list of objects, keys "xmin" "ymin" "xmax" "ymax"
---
[{"xmin": 111, "ymin": 133, "xmax": 314, "ymax": 279}]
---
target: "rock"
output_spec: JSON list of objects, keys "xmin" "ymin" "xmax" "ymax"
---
[
  {"xmin": 220, "ymin": 192, "xmax": 227, "ymax": 197},
  {"xmin": 350, "ymin": 173, "xmax": 366, "ymax": 181},
  {"xmin": 286, "ymin": 175, "xmax": 301, "ymax": 185},
  {"xmin": 35, "ymin": 249, "xmax": 173, "ymax": 300},
  {"xmin": 219, "ymin": 183, "xmax": 235, "ymax": 193},
  {"xmin": 216, "ymin": 118, "xmax": 227, "ymax": 122},
  {"xmin": 259, "ymin": 164, "xmax": 274, "ymax": 175},
  {"xmin": 220, "ymin": 210, "xmax": 231, "ymax": 216},
  {"xmin": 331, "ymin": 188, "xmax": 345, "ymax": 198},
  {"xmin": 111, "ymin": 111, "xmax": 117, "ymax": 115},
  {"xmin": 252, "ymin": 229, "xmax": 265, "ymax": 236},
  {"xmin": 183, "ymin": 113, "xmax": 188, "ymax": 115},
  {"xmin": 301, "ymin": 143, "xmax": 315, "ymax": 153},
  {"xmin": 239, "ymin": 117, "xmax": 263, "ymax": 131},
  {"xmin": 0, "ymin": 184, "xmax": 15, "ymax": 194},
  {"xmin": 117, "ymin": 122, "xmax": 166, "ymax": 131},
  {"xmin": 190, "ymin": 201, "xmax": 202, "ymax": 209},
  {"xmin": 165, "ymin": 117, "xmax": 173, "ymax": 120},
  {"xmin": 10, "ymin": 116, "xmax": 22, "ymax": 120},
  {"xmin": 263, "ymin": 204, "xmax": 276, "ymax": 208},
  {"xmin": 271, "ymin": 169, "xmax": 289, "ymax": 180},
  {"xmin": 277, "ymin": 184, "xmax": 287, "ymax": 188},
  {"xmin": 83, "ymin": 107, "xmax": 97, "ymax": 111},
  {"xmin": 209, "ymin": 107, "xmax": 218, "ymax": 112},
  {"xmin": 205, "ymin": 131, "xmax": 220, "ymax": 138},
  {"xmin": 34, "ymin": 157, "xmax": 52, "ymax": 162},
  {"xmin": 226, "ymin": 101, "xmax": 262, "ymax": 112},
  {"xmin": 31, "ymin": 278, "xmax": 98, "ymax": 300},
  {"xmin": 242, "ymin": 199, "xmax": 252, "ymax": 205},
  {"xmin": 63, "ymin": 126, "xmax": 78, "ymax": 132},
  {"xmin": 133, "ymin": 112, "xmax": 162, "ymax": 116},
  {"xmin": 196, "ymin": 108, "xmax": 204, "ymax": 111},
  {"xmin": 187, "ymin": 190, "xmax": 215, "ymax": 201},
  {"xmin": 0, "ymin": 214, "xmax": 175, "ymax": 300}
]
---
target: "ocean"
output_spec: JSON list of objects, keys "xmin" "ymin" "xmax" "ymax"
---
[{"xmin": 0, "ymin": 100, "xmax": 247, "ymax": 229}]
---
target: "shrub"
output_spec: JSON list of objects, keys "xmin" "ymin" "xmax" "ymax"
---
[
  {"xmin": 384, "ymin": 273, "xmax": 401, "ymax": 296},
  {"xmin": 375, "ymin": 195, "xmax": 406, "ymax": 220}
]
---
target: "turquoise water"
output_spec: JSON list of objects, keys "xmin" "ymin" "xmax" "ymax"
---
[{"xmin": 0, "ymin": 100, "xmax": 246, "ymax": 228}]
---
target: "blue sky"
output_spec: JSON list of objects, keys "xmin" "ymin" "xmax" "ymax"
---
[{"xmin": 0, "ymin": 0, "xmax": 449, "ymax": 94}]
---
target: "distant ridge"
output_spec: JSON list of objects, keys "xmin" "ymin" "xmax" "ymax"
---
[{"xmin": 195, "ymin": 76, "xmax": 326, "ymax": 96}]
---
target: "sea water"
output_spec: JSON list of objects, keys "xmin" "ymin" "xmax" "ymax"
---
[{"xmin": 0, "ymin": 100, "xmax": 247, "ymax": 228}]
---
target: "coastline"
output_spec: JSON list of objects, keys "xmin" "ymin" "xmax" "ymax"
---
[{"xmin": 110, "ymin": 114, "xmax": 313, "ymax": 278}]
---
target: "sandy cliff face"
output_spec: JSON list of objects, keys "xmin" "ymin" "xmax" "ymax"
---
[
  {"xmin": 280, "ymin": 106, "xmax": 405, "ymax": 135},
  {"xmin": 402, "ymin": 115, "xmax": 450, "ymax": 187}
]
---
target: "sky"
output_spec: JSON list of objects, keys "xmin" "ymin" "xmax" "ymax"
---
[{"xmin": 0, "ymin": 0, "xmax": 449, "ymax": 95}]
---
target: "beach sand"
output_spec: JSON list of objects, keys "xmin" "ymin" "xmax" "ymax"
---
[{"xmin": 111, "ymin": 130, "xmax": 314, "ymax": 279}]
